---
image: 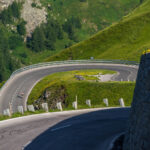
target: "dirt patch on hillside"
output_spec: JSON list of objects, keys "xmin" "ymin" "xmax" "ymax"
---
[{"xmin": 21, "ymin": 0, "xmax": 47, "ymax": 37}]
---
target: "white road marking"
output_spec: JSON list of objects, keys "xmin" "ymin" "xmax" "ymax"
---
[
  {"xmin": 51, "ymin": 124, "xmax": 71, "ymax": 132},
  {"xmin": 22, "ymin": 141, "xmax": 31, "ymax": 149},
  {"xmin": 108, "ymin": 132, "xmax": 125, "ymax": 150}
]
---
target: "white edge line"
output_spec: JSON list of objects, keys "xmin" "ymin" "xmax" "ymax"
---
[
  {"xmin": 51, "ymin": 124, "xmax": 71, "ymax": 132},
  {"xmin": 22, "ymin": 141, "xmax": 31, "ymax": 149},
  {"xmin": 108, "ymin": 132, "xmax": 125, "ymax": 150}
]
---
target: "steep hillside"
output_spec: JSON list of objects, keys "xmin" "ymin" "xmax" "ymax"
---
[
  {"xmin": 21, "ymin": 0, "xmax": 141, "ymax": 54},
  {"xmin": 47, "ymin": 0, "xmax": 150, "ymax": 62},
  {"xmin": 0, "ymin": 0, "xmax": 140, "ymax": 39},
  {"xmin": 40, "ymin": 0, "xmax": 140, "ymax": 40},
  {"xmin": 0, "ymin": 0, "xmax": 140, "ymax": 81},
  {"xmin": 0, "ymin": 0, "xmax": 47, "ymax": 36}
]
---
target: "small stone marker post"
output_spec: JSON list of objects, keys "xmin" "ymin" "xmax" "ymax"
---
[
  {"xmin": 86, "ymin": 100, "xmax": 91, "ymax": 107},
  {"xmin": 90, "ymin": 57, "xmax": 94, "ymax": 60},
  {"xmin": 41, "ymin": 103, "xmax": 49, "ymax": 112},
  {"xmin": 27, "ymin": 105, "xmax": 35, "ymax": 112},
  {"xmin": 72, "ymin": 101, "xmax": 78, "ymax": 109},
  {"xmin": 72, "ymin": 95, "xmax": 78, "ymax": 109},
  {"xmin": 103, "ymin": 98, "xmax": 109, "ymax": 107},
  {"xmin": 56, "ymin": 102, "xmax": 63, "ymax": 111},
  {"xmin": 17, "ymin": 106, "xmax": 24, "ymax": 114},
  {"xmin": 3, "ymin": 109, "xmax": 11, "ymax": 117},
  {"xmin": 9, "ymin": 102, "xmax": 13, "ymax": 116},
  {"xmin": 119, "ymin": 98, "xmax": 125, "ymax": 107}
]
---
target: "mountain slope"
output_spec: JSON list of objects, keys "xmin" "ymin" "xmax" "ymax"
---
[
  {"xmin": 47, "ymin": 0, "xmax": 150, "ymax": 62},
  {"xmin": 40, "ymin": 0, "xmax": 140, "ymax": 40},
  {"xmin": 0, "ymin": 0, "xmax": 141, "ymax": 81}
]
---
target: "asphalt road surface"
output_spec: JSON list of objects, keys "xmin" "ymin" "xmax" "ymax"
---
[
  {"xmin": 0, "ymin": 108, "xmax": 130, "ymax": 150},
  {"xmin": 0, "ymin": 63, "xmax": 138, "ymax": 114}
]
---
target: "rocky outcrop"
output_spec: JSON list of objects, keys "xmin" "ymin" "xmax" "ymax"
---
[
  {"xmin": 123, "ymin": 53, "xmax": 150, "ymax": 150},
  {"xmin": 21, "ymin": 0, "xmax": 47, "ymax": 37},
  {"xmin": 33, "ymin": 85, "xmax": 67, "ymax": 110},
  {"xmin": 74, "ymin": 75, "xmax": 84, "ymax": 81},
  {"xmin": 0, "ymin": 0, "xmax": 47, "ymax": 36}
]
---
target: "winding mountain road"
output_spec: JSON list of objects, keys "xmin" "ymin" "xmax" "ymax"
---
[
  {"xmin": 0, "ymin": 62, "xmax": 138, "ymax": 150},
  {"xmin": 0, "ymin": 63, "xmax": 138, "ymax": 114}
]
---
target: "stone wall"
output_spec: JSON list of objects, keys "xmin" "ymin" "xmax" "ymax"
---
[{"xmin": 123, "ymin": 53, "xmax": 150, "ymax": 150}]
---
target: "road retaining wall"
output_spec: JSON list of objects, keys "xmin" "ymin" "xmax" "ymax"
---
[{"xmin": 123, "ymin": 53, "xmax": 150, "ymax": 150}]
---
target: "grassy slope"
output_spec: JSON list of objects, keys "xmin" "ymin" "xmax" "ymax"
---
[
  {"xmin": 3, "ymin": 0, "xmax": 140, "ymax": 66},
  {"xmin": 19, "ymin": 0, "xmax": 139, "ymax": 64},
  {"xmin": 47, "ymin": 0, "xmax": 150, "ymax": 62},
  {"xmin": 12, "ymin": 45, "xmax": 62, "ymax": 65},
  {"xmin": 40, "ymin": 0, "xmax": 140, "ymax": 41},
  {"xmin": 1, "ymin": 70, "xmax": 135, "ymax": 121},
  {"xmin": 28, "ymin": 70, "xmax": 135, "ymax": 108}
]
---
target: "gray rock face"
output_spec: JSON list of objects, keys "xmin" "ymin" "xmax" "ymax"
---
[
  {"xmin": 44, "ymin": 90, "xmax": 51, "ymax": 99},
  {"xmin": 74, "ymin": 75, "xmax": 84, "ymax": 81},
  {"xmin": 0, "ymin": 0, "xmax": 47, "ymax": 37},
  {"xmin": 21, "ymin": 0, "xmax": 47, "ymax": 37},
  {"xmin": 123, "ymin": 53, "xmax": 150, "ymax": 150}
]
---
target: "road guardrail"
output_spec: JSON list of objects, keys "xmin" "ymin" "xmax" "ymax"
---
[
  {"xmin": 0, "ymin": 59, "xmax": 139, "ymax": 92},
  {"xmin": 11, "ymin": 59, "xmax": 139, "ymax": 77}
]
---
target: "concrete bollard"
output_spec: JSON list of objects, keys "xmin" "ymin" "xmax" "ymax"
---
[
  {"xmin": 41, "ymin": 103, "xmax": 49, "ymax": 112},
  {"xmin": 17, "ymin": 106, "xmax": 24, "ymax": 114},
  {"xmin": 86, "ymin": 100, "xmax": 91, "ymax": 107},
  {"xmin": 103, "ymin": 98, "xmax": 109, "ymax": 107},
  {"xmin": 119, "ymin": 98, "xmax": 125, "ymax": 107},
  {"xmin": 27, "ymin": 105, "xmax": 35, "ymax": 112},
  {"xmin": 3, "ymin": 109, "xmax": 11, "ymax": 117},
  {"xmin": 56, "ymin": 102, "xmax": 63, "ymax": 111},
  {"xmin": 72, "ymin": 101, "xmax": 78, "ymax": 110},
  {"xmin": 9, "ymin": 102, "xmax": 13, "ymax": 116}
]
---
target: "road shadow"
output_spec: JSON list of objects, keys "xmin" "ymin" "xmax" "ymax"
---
[{"xmin": 24, "ymin": 108, "xmax": 130, "ymax": 150}]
